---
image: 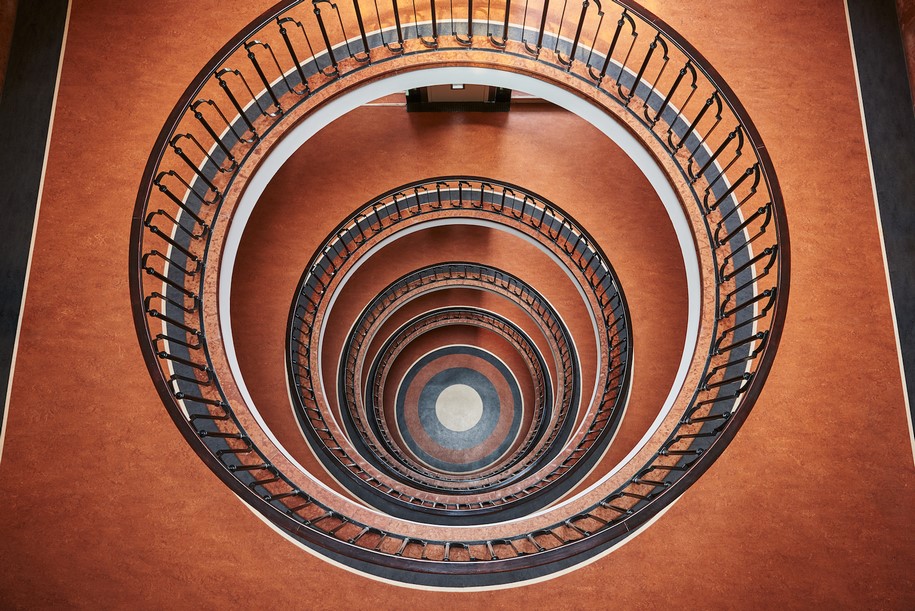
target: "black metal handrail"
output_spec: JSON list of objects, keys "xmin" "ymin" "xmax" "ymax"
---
[
  {"xmin": 286, "ymin": 182, "xmax": 629, "ymax": 518},
  {"xmin": 340, "ymin": 266, "xmax": 567, "ymax": 490},
  {"xmin": 130, "ymin": 0, "xmax": 788, "ymax": 587},
  {"xmin": 366, "ymin": 306, "xmax": 551, "ymax": 482},
  {"xmin": 322, "ymin": 264, "xmax": 616, "ymax": 518}
]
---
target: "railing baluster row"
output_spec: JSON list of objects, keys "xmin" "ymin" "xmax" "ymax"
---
[{"xmin": 132, "ymin": 0, "xmax": 786, "ymax": 583}]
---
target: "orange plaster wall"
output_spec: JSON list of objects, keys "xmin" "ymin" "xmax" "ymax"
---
[{"xmin": 0, "ymin": 0, "xmax": 913, "ymax": 608}]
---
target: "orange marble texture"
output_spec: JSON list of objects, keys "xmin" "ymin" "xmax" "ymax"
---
[
  {"xmin": 229, "ymin": 108, "xmax": 689, "ymax": 524},
  {"xmin": 0, "ymin": 0, "xmax": 913, "ymax": 608}
]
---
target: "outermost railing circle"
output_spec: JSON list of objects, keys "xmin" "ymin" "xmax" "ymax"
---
[{"xmin": 130, "ymin": 0, "xmax": 789, "ymax": 588}]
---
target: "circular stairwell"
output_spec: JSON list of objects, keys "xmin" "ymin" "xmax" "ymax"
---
[{"xmin": 131, "ymin": 0, "xmax": 788, "ymax": 588}]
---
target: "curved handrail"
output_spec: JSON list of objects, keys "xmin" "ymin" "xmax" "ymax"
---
[
  {"xmin": 366, "ymin": 306, "xmax": 551, "ymax": 482},
  {"xmin": 286, "ymin": 181, "xmax": 629, "ymax": 519},
  {"xmin": 340, "ymin": 265, "xmax": 569, "ymax": 490},
  {"xmin": 130, "ymin": 0, "xmax": 789, "ymax": 587}
]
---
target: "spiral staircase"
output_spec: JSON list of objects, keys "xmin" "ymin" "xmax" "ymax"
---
[
  {"xmin": 5, "ymin": 0, "xmax": 915, "ymax": 604},
  {"xmin": 129, "ymin": 0, "xmax": 788, "ymax": 588}
]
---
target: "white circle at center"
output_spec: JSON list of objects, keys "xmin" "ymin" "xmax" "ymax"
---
[{"xmin": 435, "ymin": 384, "xmax": 484, "ymax": 432}]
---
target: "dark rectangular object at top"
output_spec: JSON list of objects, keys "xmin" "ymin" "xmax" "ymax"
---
[{"xmin": 407, "ymin": 86, "xmax": 512, "ymax": 112}]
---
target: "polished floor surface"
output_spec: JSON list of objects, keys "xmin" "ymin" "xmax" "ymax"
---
[{"xmin": 0, "ymin": 0, "xmax": 913, "ymax": 607}]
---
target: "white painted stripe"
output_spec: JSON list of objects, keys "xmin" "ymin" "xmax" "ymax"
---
[
  {"xmin": 844, "ymin": 0, "xmax": 915, "ymax": 466},
  {"xmin": 391, "ymin": 343, "xmax": 523, "ymax": 474},
  {"xmin": 0, "ymin": 0, "xmax": 72, "ymax": 465},
  {"xmin": 240, "ymin": 489, "xmax": 679, "ymax": 591},
  {"xmin": 217, "ymin": 68, "xmax": 704, "ymax": 525}
]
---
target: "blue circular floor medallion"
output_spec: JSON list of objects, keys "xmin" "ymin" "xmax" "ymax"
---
[
  {"xmin": 396, "ymin": 346, "xmax": 523, "ymax": 473},
  {"xmin": 418, "ymin": 367, "xmax": 500, "ymax": 450}
]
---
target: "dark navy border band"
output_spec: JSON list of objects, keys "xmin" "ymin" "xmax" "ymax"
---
[
  {"xmin": 847, "ymin": 0, "xmax": 915, "ymax": 451},
  {"xmin": 0, "ymin": 0, "xmax": 69, "ymax": 450},
  {"xmin": 397, "ymin": 346, "xmax": 523, "ymax": 473}
]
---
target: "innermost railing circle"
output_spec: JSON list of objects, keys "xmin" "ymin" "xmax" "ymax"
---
[
  {"xmin": 366, "ymin": 306, "xmax": 554, "ymax": 485},
  {"xmin": 286, "ymin": 179, "xmax": 631, "ymax": 517}
]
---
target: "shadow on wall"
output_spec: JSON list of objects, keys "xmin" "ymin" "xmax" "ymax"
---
[
  {"xmin": 0, "ymin": 0, "xmax": 19, "ymax": 98},
  {"xmin": 897, "ymin": 0, "xmax": 915, "ymax": 113}
]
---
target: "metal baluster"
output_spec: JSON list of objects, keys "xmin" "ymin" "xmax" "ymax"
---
[
  {"xmin": 244, "ymin": 41, "xmax": 287, "ymax": 114},
  {"xmin": 455, "ymin": 0, "xmax": 474, "ymax": 45},
  {"xmin": 619, "ymin": 31, "xmax": 663, "ymax": 104},
  {"xmin": 312, "ymin": 1, "xmax": 342, "ymax": 75},
  {"xmin": 488, "ymin": 0, "xmax": 510, "ymax": 47},
  {"xmin": 277, "ymin": 17, "xmax": 315, "ymax": 96},
  {"xmin": 588, "ymin": 10, "xmax": 634, "ymax": 83},
  {"xmin": 524, "ymin": 0, "xmax": 550, "ymax": 56},
  {"xmin": 421, "ymin": 0, "xmax": 439, "ymax": 47}
]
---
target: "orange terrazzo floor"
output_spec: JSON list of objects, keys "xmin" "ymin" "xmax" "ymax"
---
[
  {"xmin": 0, "ymin": 0, "xmax": 912, "ymax": 608},
  {"xmin": 229, "ymin": 103, "xmax": 688, "ymax": 503}
]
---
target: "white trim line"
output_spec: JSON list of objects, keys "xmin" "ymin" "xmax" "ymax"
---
[
  {"xmin": 844, "ymin": 0, "xmax": 915, "ymax": 466},
  {"xmin": 317, "ymin": 216, "xmax": 597, "ymax": 456},
  {"xmin": 217, "ymin": 67, "xmax": 703, "ymax": 522},
  {"xmin": 240, "ymin": 489, "xmax": 679, "ymax": 591},
  {"xmin": 0, "ymin": 0, "xmax": 72, "ymax": 465},
  {"xmin": 391, "ymin": 343, "xmax": 524, "ymax": 474}
]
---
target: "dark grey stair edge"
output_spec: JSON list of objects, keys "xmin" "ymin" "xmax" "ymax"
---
[
  {"xmin": 0, "ymin": 0, "xmax": 70, "ymax": 454},
  {"xmin": 847, "ymin": 0, "xmax": 915, "ymax": 455}
]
